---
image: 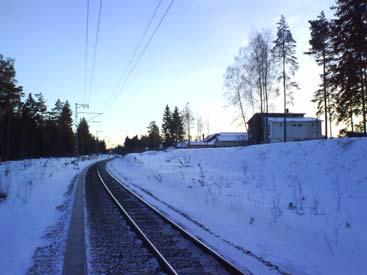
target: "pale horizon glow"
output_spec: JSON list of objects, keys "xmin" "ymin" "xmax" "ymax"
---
[{"xmin": 1, "ymin": 0, "xmax": 337, "ymax": 148}]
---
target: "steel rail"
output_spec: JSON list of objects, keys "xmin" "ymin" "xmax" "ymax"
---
[
  {"xmin": 103, "ymin": 162, "xmax": 248, "ymax": 275},
  {"xmin": 96, "ymin": 167, "xmax": 178, "ymax": 275}
]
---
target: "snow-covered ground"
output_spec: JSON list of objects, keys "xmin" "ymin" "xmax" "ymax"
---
[
  {"xmin": 107, "ymin": 138, "xmax": 367, "ymax": 274},
  {"xmin": 0, "ymin": 155, "xmax": 110, "ymax": 275}
]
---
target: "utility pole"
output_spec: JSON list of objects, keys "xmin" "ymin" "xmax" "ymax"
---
[
  {"xmin": 74, "ymin": 103, "xmax": 89, "ymax": 166},
  {"xmin": 283, "ymin": 46, "xmax": 287, "ymax": 143}
]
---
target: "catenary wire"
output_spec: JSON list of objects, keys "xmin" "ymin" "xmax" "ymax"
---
[
  {"xmin": 103, "ymin": 0, "xmax": 163, "ymax": 110},
  {"xmin": 104, "ymin": 0, "xmax": 175, "ymax": 112},
  {"xmin": 82, "ymin": 0, "xmax": 90, "ymax": 103},
  {"xmin": 87, "ymin": 0, "xmax": 103, "ymax": 105}
]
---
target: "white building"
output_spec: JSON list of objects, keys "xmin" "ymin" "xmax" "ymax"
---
[
  {"xmin": 178, "ymin": 132, "xmax": 248, "ymax": 148},
  {"xmin": 267, "ymin": 117, "xmax": 322, "ymax": 143},
  {"xmin": 203, "ymin": 132, "xmax": 248, "ymax": 147},
  {"xmin": 247, "ymin": 113, "xmax": 322, "ymax": 144}
]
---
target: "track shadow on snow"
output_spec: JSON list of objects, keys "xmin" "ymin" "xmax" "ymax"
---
[{"xmin": 119, "ymin": 178, "xmax": 290, "ymax": 275}]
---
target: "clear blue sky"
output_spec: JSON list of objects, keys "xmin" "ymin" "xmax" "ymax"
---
[{"xmin": 1, "ymin": 0, "xmax": 335, "ymax": 147}]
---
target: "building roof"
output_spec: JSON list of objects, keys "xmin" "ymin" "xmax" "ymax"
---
[
  {"xmin": 204, "ymin": 132, "xmax": 248, "ymax": 142},
  {"xmin": 247, "ymin": 113, "xmax": 305, "ymax": 124},
  {"xmin": 177, "ymin": 132, "xmax": 248, "ymax": 147}
]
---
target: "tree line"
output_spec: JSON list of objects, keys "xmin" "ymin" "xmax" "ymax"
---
[
  {"xmin": 306, "ymin": 0, "xmax": 366, "ymax": 136},
  {"xmin": 0, "ymin": 54, "xmax": 106, "ymax": 161},
  {"xmin": 114, "ymin": 104, "xmax": 192, "ymax": 154},
  {"xmin": 225, "ymin": 0, "xmax": 367, "ymax": 138}
]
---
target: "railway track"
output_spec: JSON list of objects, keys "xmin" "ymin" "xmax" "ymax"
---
[{"xmin": 88, "ymin": 160, "xmax": 247, "ymax": 274}]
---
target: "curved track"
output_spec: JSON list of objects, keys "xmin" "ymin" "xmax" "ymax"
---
[{"xmin": 88, "ymin": 160, "xmax": 247, "ymax": 274}]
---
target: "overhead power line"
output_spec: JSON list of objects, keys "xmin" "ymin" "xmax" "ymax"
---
[
  {"xmin": 129, "ymin": 0, "xmax": 175, "ymax": 77},
  {"xmin": 87, "ymin": 0, "xmax": 104, "ymax": 105},
  {"xmin": 104, "ymin": 0, "xmax": 163, "ymax": 110},
  {"xmin": 105, "ymin": 0, "xmax": 175, "ymax": 112},
  {"xmin": 82, "ymin": 0, "xmax": 90, "ymax": 103}
]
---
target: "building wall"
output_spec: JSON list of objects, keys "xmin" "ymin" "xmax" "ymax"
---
[
  {"xmin": 248, "ymin": 116, "xmax": 265, "ymax": 144},
  {"xmin": 269, "ymin": 121, "xmax": 322, "ymax": 143}
]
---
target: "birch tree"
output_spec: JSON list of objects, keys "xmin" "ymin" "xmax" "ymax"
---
[
  {"xmin": 224, "ymin": 47, "xmax": 253, "ymax": 130},
  {"xmin": 249, "ymin": 30, "xmax": 276, "ymax": 113},
  {"xmin": 182, "ymin": 102, "xmax": 195, "ymax": 142}
]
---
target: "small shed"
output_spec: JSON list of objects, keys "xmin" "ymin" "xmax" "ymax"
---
[{"xmin": 247, "ymin": 113, "xmax": 322, "ymax": 144}]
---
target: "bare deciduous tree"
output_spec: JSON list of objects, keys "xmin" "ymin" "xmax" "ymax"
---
[
  {"xmin": 182, "ymin": 102, "xmax": 195, "ymax": 142},
  {"xmin": 224, "ymin": 47, "xmax": 254, "ymax": 131},
  {"xmin": 196, "ymin": 115, "xmax": 204, "ymax": 140},
  {"xmin": 224, "ymin": 31, "xmax": 277, "ymax": 130},
  {"xmin": 249, "ymin": 30, "xmax": 277, "ymax": 113},
  {"xmin": 205, "ymin": 119, "xmax": 210, "ymax": 136}
]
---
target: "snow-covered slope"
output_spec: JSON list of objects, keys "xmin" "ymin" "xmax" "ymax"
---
[
  {"xmin": 0, "ymin": 155, "xmax": 109, "ymax": 275},
  {"xmin": 108, "ymin": 138, "xmax": 367, "ymax": 274}
]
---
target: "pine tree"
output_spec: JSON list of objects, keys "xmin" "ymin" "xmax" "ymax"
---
[
  {"xmin": 44, "ymin": 99, "xmax": 65, "ymax": 156},
  {"xmin": 96, "ymin": 139, "xmax": 106, "ymax": 153},
  {"xmin": 0, "ymin": 53, "xmax": 108, "ymax": 159},
  {"xmin": 78, "ymin": 118, "xmax": 91, "ymax": 155},
  {"xmin": 21, "ymin": 93, "xmax": 37, "ymax": 120},
  {"xmin": 20, "ymin": 94, "xmax": 38, "ymax": 157},
  {"xmin": 59, "ymin": 101, "xmax": 73, "ymax": 155},
  {"xmin": 330, "ymin": 0, "xmax": 367, "ymax": 133},
  {"xmin": 124, "ymin": 136, "xmax": 132, "ymax": 152},
  {"xmin": 171, "ymin": 106, "xmax": 185, "ymax": 144},
  {"xmin": 130, "ymin": 135, "xmax": 143, "ymax": 152},
  {"xmin": 43, "ymin": 115, "xmax": 58, "ymax": 156},
  {"xmin": 51, "ymin": 99, "xmax": 64, "ymax": 122},
  {"xmin": 305, "ymin": 11, "xmax": 333, "ymax": 138},
  {"xmin": 33, "ymin": 93, "xmax": 48, "ymax": 156},
  {"xmin": 0, "ymin": 55, "xmax": 23, "ymax": 117},
  {"xmin": 272, "ymin": 15, "xmax": 299, "ymax": 142},
  {"xmin": 147, "ymin": 121, "xmax": 161, "ymax": 149},
  {"xmin": 34, "ymin": 93, "xmax": 47, "ymax": 123},
  {"xmin": 161, "ymin": 105, "xmax": 173, "ymax": 147},
  {"xmin": 0, "ymin": 56, "xmax": 24, "ymax": 159},
  {"xmin": 47, "ymin": 99, "xmax": 63, "ymax": 155}
]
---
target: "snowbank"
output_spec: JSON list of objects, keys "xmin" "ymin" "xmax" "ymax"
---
[
  {"xmin": 0, "ymin": 155, "xmax": 110, "ymax": 275},
  {"xmin": 108, "ymin": 138, "xmax": 367, "ymax": 274}
]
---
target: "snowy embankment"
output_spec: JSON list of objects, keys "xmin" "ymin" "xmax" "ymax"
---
[
  {"xmin": 0, "ymin": 155, "xmax": 110, "ymax": 275},
  {"xmin": 108, "ymin": 138, "xmax": 367, "ymax": 275}
]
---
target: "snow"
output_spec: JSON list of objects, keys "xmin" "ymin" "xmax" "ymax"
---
[
  {"xmin": 107, "ymin": 138, "xmax": 367, "ymax": 274},
  {"xmin": 0, "ymin": 155, "xmax": 110, "ymax": 275}
]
